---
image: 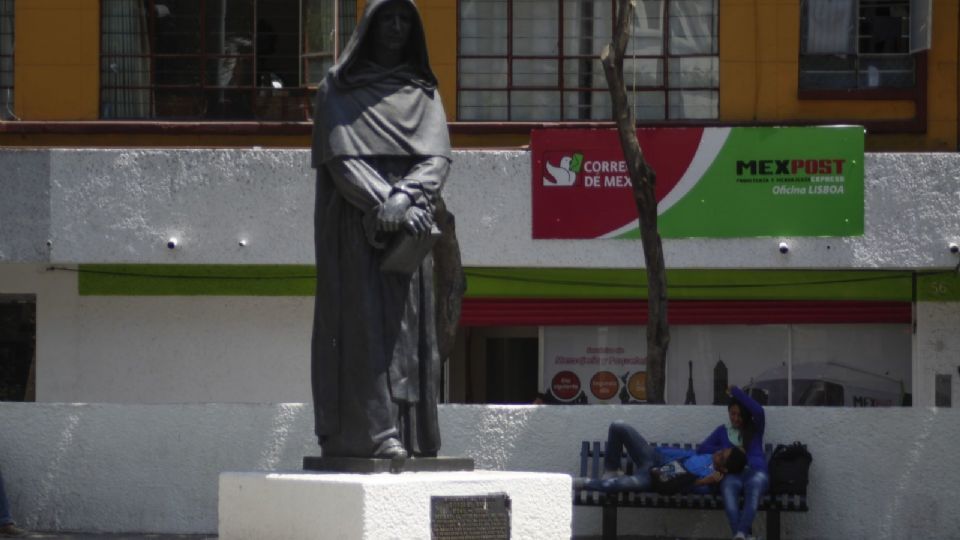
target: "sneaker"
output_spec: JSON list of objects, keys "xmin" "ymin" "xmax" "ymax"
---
[
  {"xmin": 0, "ymin": 523, "xmax": 28, "ymax": 537},
  {"xmin": 732, "ymin": 533, "xmax": 747, "ymax": 540}
]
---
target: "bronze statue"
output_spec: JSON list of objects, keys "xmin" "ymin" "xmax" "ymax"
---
[{"xmin": 310, "ymin": 0, "xmax": 450, "ymax": 459}]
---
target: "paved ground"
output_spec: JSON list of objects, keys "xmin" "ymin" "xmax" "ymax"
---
[
  {"xmin": 13, "ymin": 535, "xmax": 215, "ymax": 540},
  {"xmin": 12, "ymin": 535, "xmax": 735, "ymax": 540},
  {"xmin": 20, "ymin": 533, "xmax": 692, "ymax": 540}
]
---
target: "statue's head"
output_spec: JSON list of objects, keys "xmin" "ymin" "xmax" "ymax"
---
[
  {"xmin": 372, "ymin": 0, "xmax": 416, "ymax": 59},
  {"xmin": 331, "ymin": 0, "xmax": 437, "ymax": 89}
]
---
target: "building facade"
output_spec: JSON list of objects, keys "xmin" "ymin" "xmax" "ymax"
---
[
  {"xmin": 0, "ymin": 0, "xmax": 955, "ymax": 149},
  {"xmin": 1, "ymin": 2, "xmax": 959, "ymax": 538},
  {"xmin": 0, "ymin": 1, "xmax": 958, "ymax": 406}
]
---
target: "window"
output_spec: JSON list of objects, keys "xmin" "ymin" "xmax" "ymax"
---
[
  {"xmin": 0, "ymin": 0, "xmax": 13, "ymax": 120},
  {"xmin": 799, "ymin": 0, "xmax": 931, "ymax": 91},
  {"xmin": 458, "ymin": 0, "xmax": 718, "ymax": 121},
  {"xmin": 303, "ymin": 0, "xmax": 355, "ymax": 86},
  {"xmin": 539, "ymin": 324, "xmax": 912, "ymax": 406},
  {"xmin": 452, "ymin": 326, "xmax": 541, "ymax": 404},
  {"xmin": 485, "ymin": 337, "xmax": 539, "ymax": 404},
  {"xmin": 100, "ymin": 0, "xmax": 355, "ymax": 121},
  {"xmin": 0, "ymin": 295, "xmax": 35, "ymax": 402}
]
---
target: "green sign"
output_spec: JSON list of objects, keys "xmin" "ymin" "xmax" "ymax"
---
[
  {"xmin": 655, "ymin": 126, "xmax": 865, "ymax": 238},
  {"xmin": 533, "ymin": 126, "xmax": 865, "ymax": 238}
]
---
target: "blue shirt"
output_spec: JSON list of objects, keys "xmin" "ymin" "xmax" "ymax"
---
[
  {"xmin": 654, "ymin": 447, "xmax": 715, "ymax": 479},
  {"xmin": 680, "ymin": 453, "xmax": 715, "ymax": 479}
]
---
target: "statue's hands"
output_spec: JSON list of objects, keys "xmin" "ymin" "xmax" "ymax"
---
[
  {"xmin": 403, "ymin": 206, "xmax": 434, "ymax": 237},
  {"xmin": 377, "ymin": 192, "xmax": 412, "ymax": 232}
]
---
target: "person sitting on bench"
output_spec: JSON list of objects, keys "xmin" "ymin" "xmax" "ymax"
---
[{"xmin": 578, "ymin": 421, "xmax": 747, "ymax": 493}]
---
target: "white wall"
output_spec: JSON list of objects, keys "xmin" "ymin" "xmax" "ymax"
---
[
  {"xmin": 1, "ymin": 262, "xmax": 955, "ymax": 405},
  {"xmin": 0, "ymin": 264, "xmax": 314, "ymax": 403},
  {"xmin": 914, "ymin": 301, "xmax": 960, "ymax": 407},
  {"xmin": 0, "ymin": 149, "xmax": 958, "ymax": 269},
  {"xmin": 0, "ymin": 149, "xmax": 958, "ymax": 403},
  {"xmin": 0, "ymin": 403, "xmax": 958, "ymax": 539},
  {"xmin": 46, "ymin": 294, "xmax": 313, "ymax": 403},
  {"xmin": 0, "ymin": 149, "xmax": 957, "ymax": 537}
]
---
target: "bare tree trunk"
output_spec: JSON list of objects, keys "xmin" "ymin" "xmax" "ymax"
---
[{"xmin": 600, "ymin": 0, "xmax": 670, "ymax": 404}]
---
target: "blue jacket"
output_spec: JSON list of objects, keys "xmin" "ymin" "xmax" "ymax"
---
[
  {"xmin": 697, "ymin": 386, "xmax": 767, "ymax": 473},
  {"xmin": 653, "ymin": 446, "xmax": 717, "ymax": 494}
]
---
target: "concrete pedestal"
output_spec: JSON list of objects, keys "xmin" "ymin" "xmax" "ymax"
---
[
  {"xmin": 303, "ymin": 455, "xmax": 474, "ymax": 473},
  {"xmin": 219, "ymin": 470, "xmax": 572, "ymax": 540}
]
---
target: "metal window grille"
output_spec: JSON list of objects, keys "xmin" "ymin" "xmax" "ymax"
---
[
  {"xmin": 457, "ymin": 0, "xmax": 719, "ymax": 121},
  {"xmin": 100, "ymin": 0, "xmax": 354, "ymax": 120},
  {"xmin": 0, "ymin": 0, "xmax": 14, "ymax": 120},
  {"xmin": 302, "ymin": 0, "xmax": 354, "ymax": 86},
  {"xmin": 799, "ymin": 0, "xmax": 915, "ymax": 90}
]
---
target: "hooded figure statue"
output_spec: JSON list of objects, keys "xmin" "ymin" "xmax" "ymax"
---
[{"xmin": 310, "ymin": 0, "xmax": 451, "ymax": 459}]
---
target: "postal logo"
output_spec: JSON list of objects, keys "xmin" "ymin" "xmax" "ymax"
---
[{"xmin": 543, "ymin": 152, "xmax": 583, "ymax": 187}]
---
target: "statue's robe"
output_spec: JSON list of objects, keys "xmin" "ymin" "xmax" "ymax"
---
[{"xmin": 310, "ymin": 0, "xmax": 451, "ymax": 457}]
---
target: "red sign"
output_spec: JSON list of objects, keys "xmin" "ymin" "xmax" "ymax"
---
[
  {"xmin": 590, "ymin": 371, "xmax": 619, "ymax": 400},
  {"xmin": 532, "ymin": 128, "xmax": 704, "ymax": 238},
  {"xmin": 551, "ymin": 370, "xmax": 582, "ymax": 401}
]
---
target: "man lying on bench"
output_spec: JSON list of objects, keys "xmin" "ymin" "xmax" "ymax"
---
[{"xmin": 577, "ymin": 421, "xmax": 747, "ymax": 494}]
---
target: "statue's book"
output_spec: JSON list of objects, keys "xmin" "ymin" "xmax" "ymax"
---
[{"xmin": 380, "ymin": 225, "xmax": 441, "ymax": 274}]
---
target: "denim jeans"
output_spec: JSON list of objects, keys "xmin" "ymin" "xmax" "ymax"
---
[
  {"xmin": 721, "ymin": 467, "xmax": 769, "ymax": 536},
  {"xmin": 0, "ymin": 468, "xmax": 12, "ymax": 525},
  {"xmin": 584, "ymin": 421, "xmax": 662, "ymax": 492}
]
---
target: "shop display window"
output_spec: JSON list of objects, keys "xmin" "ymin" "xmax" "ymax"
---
[{"xmin": 538, "ymin": 324, "xmax": 911, "ymax": 407}]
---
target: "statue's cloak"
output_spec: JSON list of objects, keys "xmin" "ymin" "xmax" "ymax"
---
[
  {"xmin": 310, "ymin": 0, "xmax": 450, "ymax": 457},
  {"xmin": 311, "ymin": 0, "xmax": 450, "ymax": 167}
]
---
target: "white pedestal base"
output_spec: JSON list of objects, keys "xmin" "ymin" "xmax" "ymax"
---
[{"xmin": 218, "ymin": 470, "xmax": 572, "ymax": 540}]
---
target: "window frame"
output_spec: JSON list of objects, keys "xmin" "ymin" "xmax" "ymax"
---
[
  {"xmin": 795, "ymin": 0, "xmax": 927, "ymax": 134},
  {"xmin": 456, "ymin": 0, "xmax": 721, "ymax": 122},
  {"xmin": 797, "ymin": 53, "xmax": 927, "ymax": 135},
  {"xmin": 97, "ymin": 0, "xmax": 353, "ymax": 122},
  {"xmin": 301, "ymin": 0, "xmax": 355, "ymax": 89},
  {"xmin": 797, "ymin": 51, "xmax": 926, "ymax": 101},
  {"xmin": 0, "ymin": 0, "xmax": 14, "ymax": 120},
  {"xmin": 798, "ymin": 0, "xmax": 923, "ymax": 99}
]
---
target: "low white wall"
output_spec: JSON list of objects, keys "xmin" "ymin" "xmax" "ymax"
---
[{"xmin": 0, "ymin": 403, "xmax": 957, "ymax": 539}]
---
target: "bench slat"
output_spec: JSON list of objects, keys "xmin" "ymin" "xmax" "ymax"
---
[
  {"xmin": 579, "ymin": 440, "xmax": 589, "ymax": 476},
  {"xmin": 592, "ymin": 440, "xmax": 602, "ymax": 478}
]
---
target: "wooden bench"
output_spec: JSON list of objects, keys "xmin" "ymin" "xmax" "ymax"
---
[{"xmin": 573, "ymin": 441, "xmax": 809, "ymax": 540}]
